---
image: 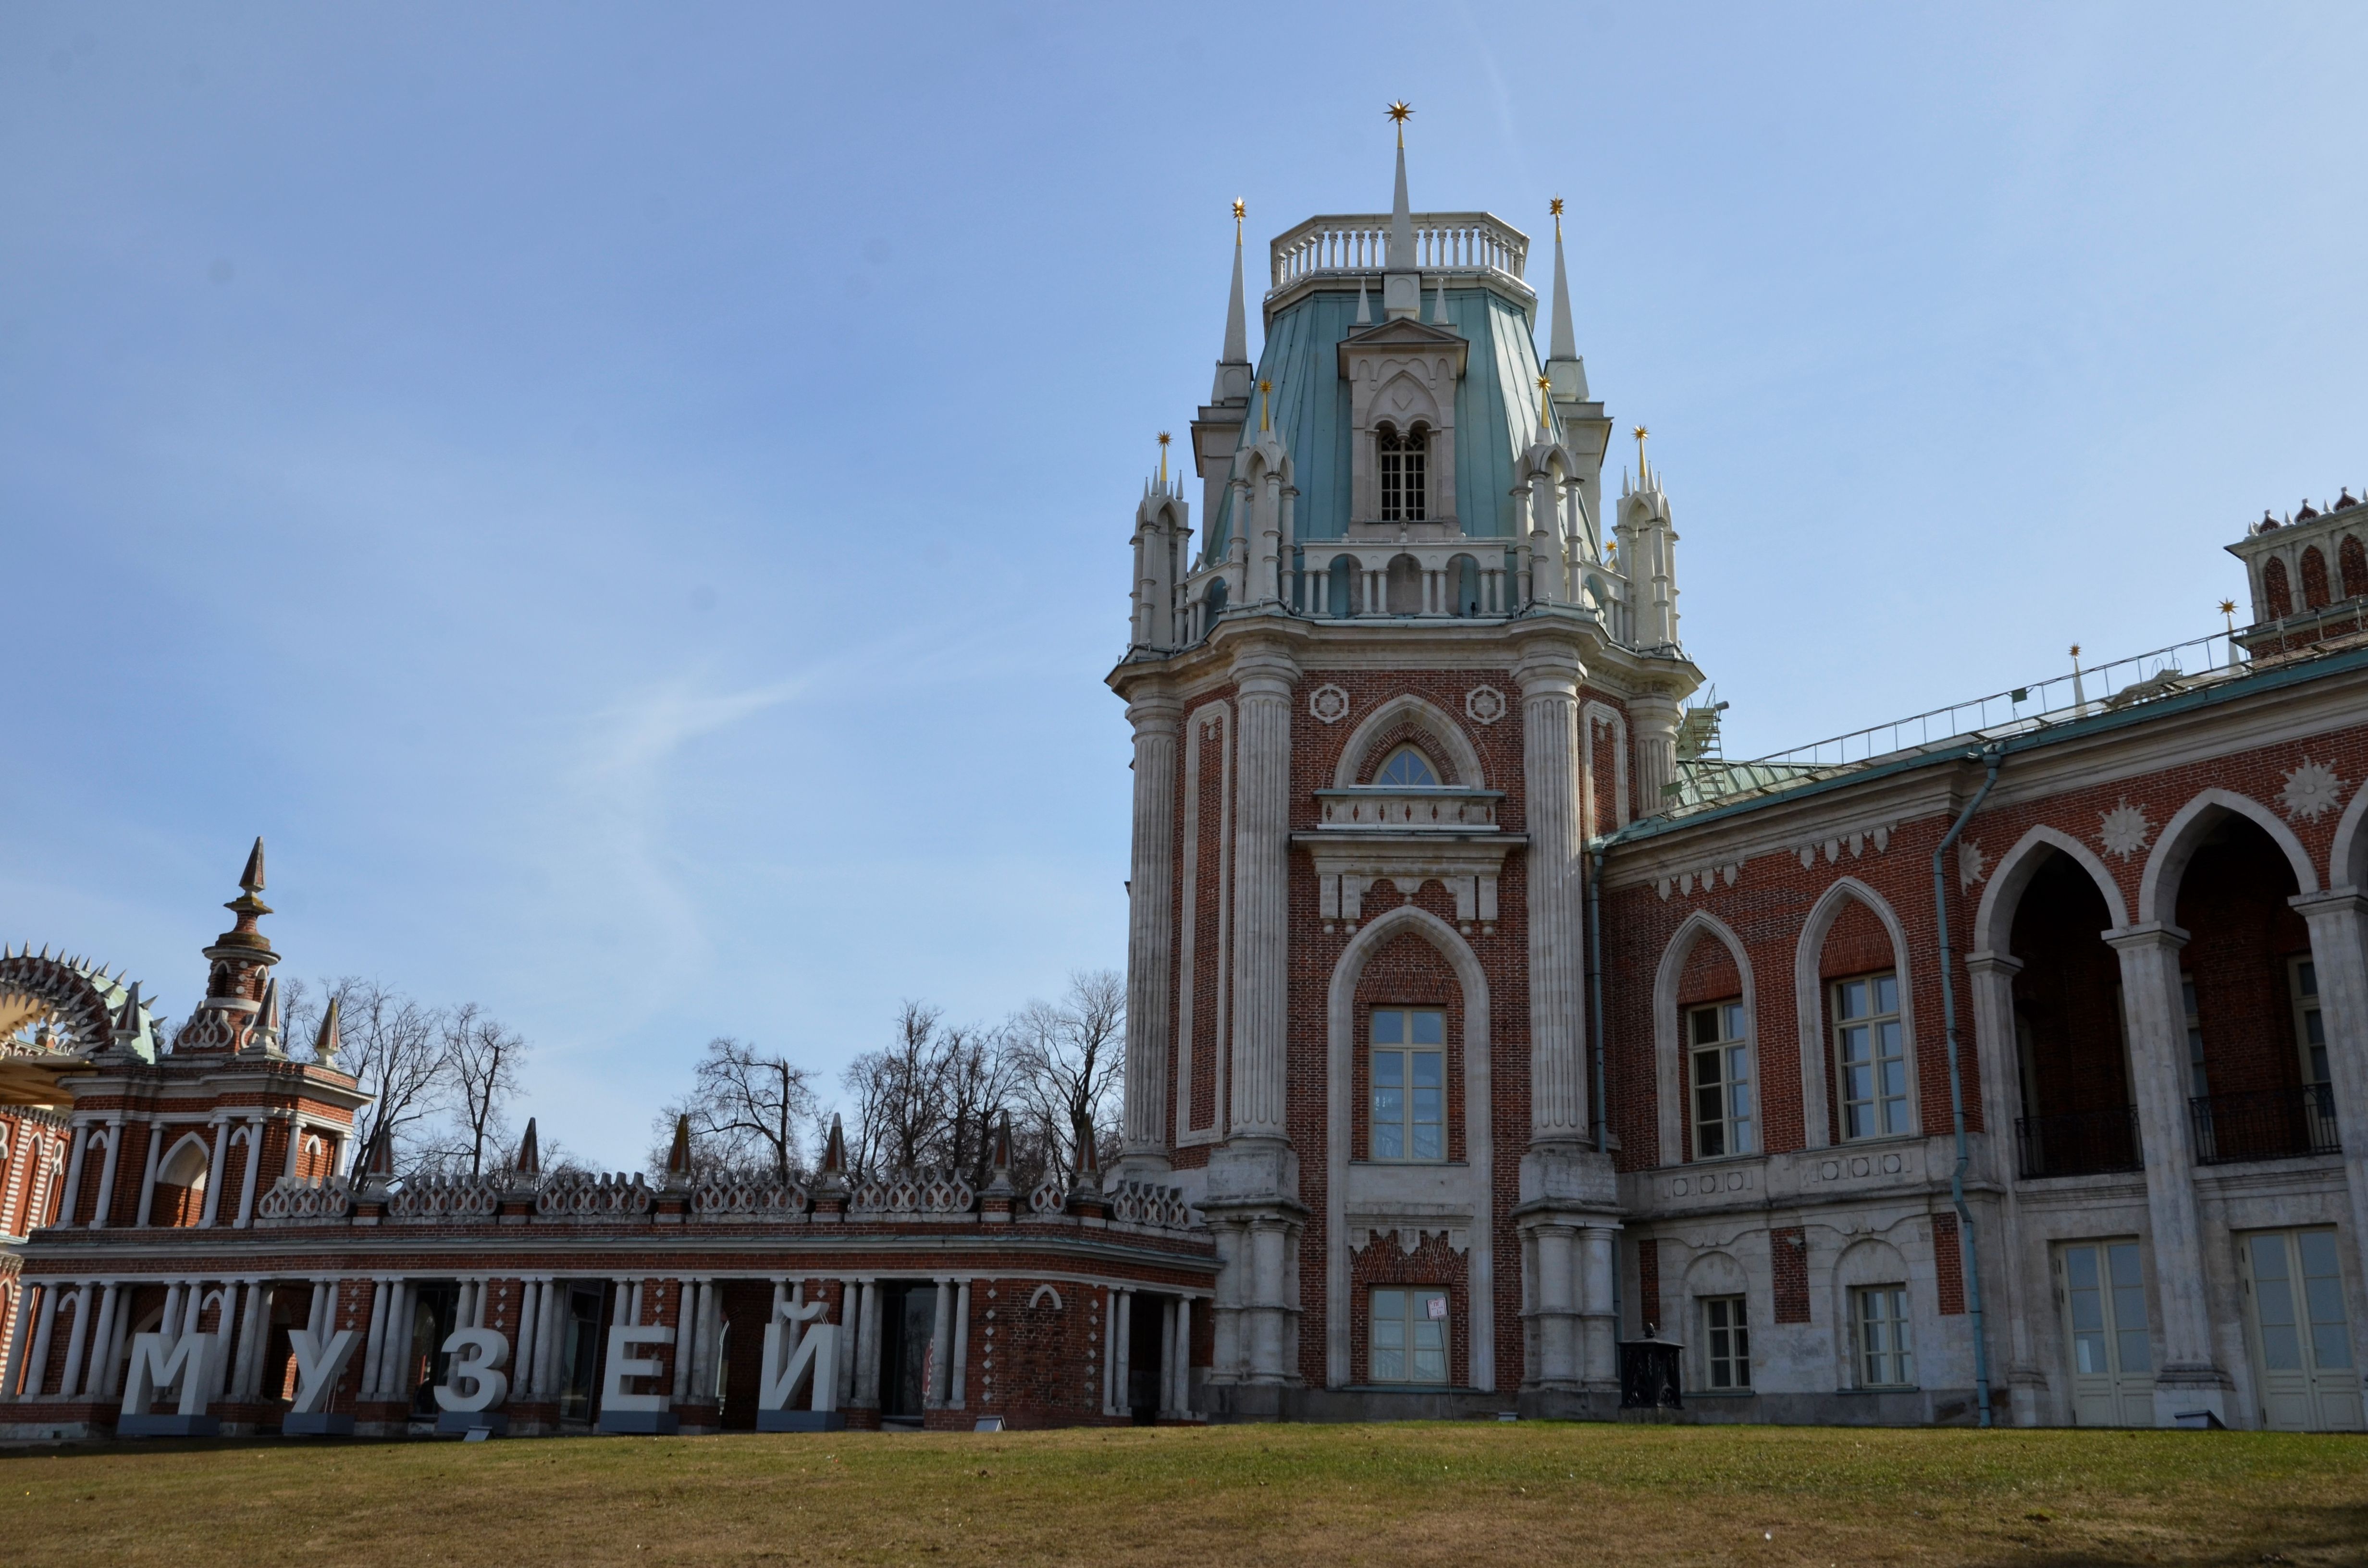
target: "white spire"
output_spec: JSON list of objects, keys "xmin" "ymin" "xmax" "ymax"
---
[
  {"xmin": 1543, "ymin": 196, "xmax": 1588, "ymax": 400},
  {"xmin": 1212, "ymin": 199, "xmax": 1253, "ymax": 404},
  {"xmin": 1387, "ymin": 138, "xmax": 1414, "ymax": 270},
  {"xmin": 1549, "ymin": 203, "xmax": 1576, "ymax": 362},
  {"xmin": 1432, "ymin": 274, "xmax": 1451, "ymax": 329},
  {"xmin": 1356, "ymin": 273, "xmax": 1371, "ymax": 324},
  {"xmin": 1381, "ymin": 101, "xmax": 1422, "ymax": 320}
]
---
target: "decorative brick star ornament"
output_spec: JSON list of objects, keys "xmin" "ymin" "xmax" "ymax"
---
[
  {"xmin": 2280, "ymin": 758, "xmax": 2344, "ymax": 822},
  {"xmin": 2098, "ymin": 798, "xmax": 2151, "ymax": 861}
]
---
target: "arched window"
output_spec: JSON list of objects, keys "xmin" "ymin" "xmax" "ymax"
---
[
  {"xmin": 2265, "ymin": 558, "xmax": 2294, "ymax": 620},
  {"xmin": 1375, "ymin": 747, "xmax": 1441, "ymax": 788},
  {"xmin": 1379, "ymin": 425, "xmax": 1428, "ymax": 522}
]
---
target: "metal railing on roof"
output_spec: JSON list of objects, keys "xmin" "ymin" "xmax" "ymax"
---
[
  {"xmin": 1671, "ymin": 628, "xmax": 2251, "ymax": 814},
  {"xmin": 1268, "ymin": 212, "xmax": 1529, "ymax": 294}
]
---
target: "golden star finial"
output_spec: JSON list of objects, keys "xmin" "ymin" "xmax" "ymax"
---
[
  {"xmin": 1633, "ymin": 423, "xmax": 1649, "ymax": 479},
  {"xmin": 1536, "ymin": 373, "xmax": 1555, "ymax": 429},
  {"xmin": 1386, "ymin": 99, "xmax": 1412, "ymax": 147},
  {"xmin": 1549, "ymin": 196, "xmax": 1564, "ymax": 241},
  {"xmin": 2220, "ymin": 598, "xmax": 2237, "ymax": 616},
  {"xmin": 1232, "ymin": 197, "xmax": 1245, "ymax": 241},
  {"xmin": 1258, "ymin": 378, "xmax": 1272, "ymax": 433},
  {"xmin": 1157, "ymin": 431, "xmax": 1171, "ymax": 486}
]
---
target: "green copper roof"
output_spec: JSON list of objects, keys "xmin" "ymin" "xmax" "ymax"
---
[{"xmin": 1203, "ymin": 285, "xmax": 1553, "ymax": 563}]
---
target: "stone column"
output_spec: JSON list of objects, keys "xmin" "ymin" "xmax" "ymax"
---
[
  {"xmin": 361, "ymin": 1282, "xmax": 390, "ymax": 1398},
  {"xmin": 854, "ymin": 1282, "xmax": 882, "ymax": 1408},
  {"xmin": 281, "ymin": 1117, "xmax": 306, "ymax": 1181},
  {"xmin": 1965, "ymin": 950, "xmax": 2046, "ymax": 1424},
  {"xmin": 1580, "ymin": 1223, "xmax": 1619, "ymax": 1387},
  {"xmin": 2292, "ymin": 891, "xmax": 2368, "ymax": 1314},
  {"xmin": 950, "ymin": 1281, "xmax": 970, "ymax": 1408},
  {"xmin": 1514, "ymin": 640, "xmax": 1589, "ymax": 1146},
  {"xmin": 1121, "ymin": 690, "xmax": 1183, "ymax": 1173},
  {"xmin": 134, "ymin": 1122, "xmax": 164, "ymax": 1228},
  {"xmin": 233, "ymin": 1280, "xmax": 269, "ymax": 1400},
  {"xmin": 1227, "ymin": 640, "xmax": 1297, "ymax": 1139},
  {"xmin": 1114, "ymin": 1290, "xmax": 1134, "ymax": 1414},
  {"xmin": 89, "ymin": 1121, "xmax": 123, "ymax": 1230},
  {"xmin": 24, "ymin": 1284, "xmax": 59, "ymax": 1398},
  {"xmin": 1530, "ymin": 1225, "xmax": 1579, "ymax": 1387},
  {"xmin": 54, "ymin": 1125, "xmax": 86, "ymax": 1231},
  {"xmin": 2108, "ymin": 923, "xmax": 2230, "ymax": 1425},
  {"xmin": 56, "ymin": 1284, "xmax": 91, "ymax": 1399},
  {"xmin": 1628, "ymin": 692, "xmax": 1683, "ymax": 818},
  {"xmin": 0, "ymin": 1284, "xmax": 34, "ymax": 1399},
  {"xmin": 928, "ymin": 1279, "xmax": 954, "ymax": 1409},
  {"xmin": 85, "ymin": 1283, "xmax": 120, "ymax": 1400},
  {"xmin": 234, "ymin": 1117, "xmax": 266, "ymax": 1228},
  {"xmin": 1172, "ymin": 1297, "xmax": 1193, "ymax": 1414},
  {"xmin": 198, "ymin": 1119, "xmax": 230, "ymax": 1227},
  {"xmin": 513, "ymin": 1281, "xmax": 541, "ymax": 1400}
]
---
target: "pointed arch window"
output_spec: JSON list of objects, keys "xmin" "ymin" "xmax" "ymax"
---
[
  {"xmin": 1374, "ymin": 747, "xmax": 1441, "ymax": 788},
  {"xmin": 1379, "ymin": 425, "xmax": 1428, "ymax": 522}
]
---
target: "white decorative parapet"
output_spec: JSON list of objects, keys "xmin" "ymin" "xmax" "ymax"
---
[
  {"xmin": 689, "ymin": 1175, "xmax": 810, "ymax": 1221},
  {"xmin": 1106, "ymin": 1181, "xmax": 1194, "ymax": 1231},
  {"xmin": 385, "ymin": 1172, "xmax": 505, "ymax": 1222},
  {"xmin": 255, "ymin": 1176, "xmax": 352, "ymax": 1223},
  {"xmin": 1269, "ymin": 212, "xmax": 1529, "ymax": 293},
  {"xmin": 533, "ymin": 1171, "xmax": 654, "ymax": 1220},
  {"xmin": 1315, "ymin": 788, "xmax": 1500, "ymax": 830},
  {"xmin": 848, "ymin": 1166, "xmax": 974, "ymax": 1219}
]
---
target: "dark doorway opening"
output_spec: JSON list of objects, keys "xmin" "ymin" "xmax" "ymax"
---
[
  {"xmin": 1128, "ymin": 1295, "xmax": 1169, "ymax": 1423},
  {"xmin": 878, "ymin": 1283, "xmax": 936, "ymax": 1426},
  {"xmin": 405, "ymin": 1282, "xmax": 461, "ymax": 1416},
  {"xmin": 558, "ymin": 1283, "xmax": 609, "ymax": 1424}
]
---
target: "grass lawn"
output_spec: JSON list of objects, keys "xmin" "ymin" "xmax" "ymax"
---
[{"xmin": 3, "ymin": 1422, "xmax": 2363, "ymax": 1567}]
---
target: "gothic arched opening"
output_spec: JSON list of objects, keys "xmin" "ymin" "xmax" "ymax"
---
[{"xmin": 2007, "ymin": 851, "xmax": 2136, "ymax": 1177}]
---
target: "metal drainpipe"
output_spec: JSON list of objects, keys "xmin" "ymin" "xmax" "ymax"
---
[
  {"xmin": 1589, "ymin": 840, "xmax": 1619, "ymax": 1340},
  {"xmin": 1933, "ymin": 745, "xmax": 2003, "ymax": 1428}
]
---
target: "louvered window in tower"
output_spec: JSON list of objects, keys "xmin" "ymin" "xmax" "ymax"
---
[{"xmin": 1379, "ymin": 426, "xmax": 1427, "ymax": 522}]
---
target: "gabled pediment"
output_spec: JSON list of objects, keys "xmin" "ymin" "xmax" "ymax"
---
[{"xmin": 1338, "ymin": 317, "xmax": 1470, "ymax": 380}]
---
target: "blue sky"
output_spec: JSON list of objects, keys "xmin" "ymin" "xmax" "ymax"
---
[{"xmin": 5, "ymin": 3, "xmax": 2364, "ymax": 1168}]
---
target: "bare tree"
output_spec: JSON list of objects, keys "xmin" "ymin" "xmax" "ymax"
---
[
  {"xmin": 288, "ymin": 977, "xmax": 446, "ymax": 1175},
  {"xmin": 937, "ymin": 1022, "xmax": 1023, "ymax": 1185},
  {"xmin": 1007, "ymin": 969, "xmax": 1126, "ymax": 1184},
  {"xmin": 646, "ymin": 1036, "xmax": 817, "ymax": 1181},
  {"xmin": 431, "ymin": 1003, "xmax": 529, "ymax": 1176},
  {"xmin": 844, "ymin": 1001, "xmax": 959, "ymax": 1177}
]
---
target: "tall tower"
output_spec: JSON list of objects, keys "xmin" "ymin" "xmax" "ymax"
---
[{"xmin": 1109, "ymin": 114, "xmax": 1704, "ymax": 1416}]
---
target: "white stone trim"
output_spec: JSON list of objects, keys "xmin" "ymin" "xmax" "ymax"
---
[
  {"xmin": 1652, "ymin": 911, "xmax": 1757, "ymax": 1169},
  {"xmin": 1971, "ymin": 823, "xmax": 2130, "ymax": 956},
  {"xmin": 1792, "ymin": 876, "xmax": 1922, "ymax": 1150},
  {"xmin": 1331, "ymin": 693, "xmax": 1484, "ymax": 790},
  {"xmin": 1321, "ymin": 903, "xmax": 1493, "ymax": 1393},
  {"xmin": 2136, "ymin": 786, "xmax": 2321, "ymax": 926}
]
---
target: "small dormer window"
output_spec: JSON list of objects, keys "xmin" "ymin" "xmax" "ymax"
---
[
  {"xmin": 1379, "ymin": 425, "xmax": 1428, "ymax": 522},
  {"xmin": 1375, "ymin": 746, "xmax": 1440, "ymax": 787}
]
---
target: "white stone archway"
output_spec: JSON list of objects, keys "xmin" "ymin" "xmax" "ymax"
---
[
  {"xmin": 1651, "ymin": 910, "xmax": 1756, "ymax": 1168},
  {"xmin": 1322, "ymin": 903, "xmax": 1493, "ymax": 1392}
]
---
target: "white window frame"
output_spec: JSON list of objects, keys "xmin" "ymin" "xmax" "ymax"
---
[
  {"xmin": 1853, "ymin": 1285, "xmax": 1916, "ymax": 1388},
  {"xmin": 1687, "ymin": 1000, "xmax": 1753, "ymax": 1160},
  {"xmin": 1377, "ymin": 424, "xmax": 1429, "ymax": 523},
  {"xmin": 1369, "ymin": 1287, "xmax": 1451, "ymax": 1385},
  {"xmin": 1369, "ymin": 1007, "xmax": 1447, "ymax": 1164},
  {"xmin": 2289, "ymin": 956, "xmax": 2327, "ymax": 1088},
  {"xmin": 1701, "ymin": 1294, "xmax": 1751, "ymax": 1391},
  {"xmin": 1832, "ymin": 972, "xmax": 1909, "ymax": 1140},
  {"xmin": 1373, "ymin": 745, "xmax": 1441, "ymax": 789}
]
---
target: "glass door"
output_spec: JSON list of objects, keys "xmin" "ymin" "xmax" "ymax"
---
[
  {"xmin": 2242, "ymin": 1229, "xmax": 2363, "ymax": 1431},
  {"xmin": 2056, "ymin": 1241, "xmax": 2154, "ymax": 1425}
]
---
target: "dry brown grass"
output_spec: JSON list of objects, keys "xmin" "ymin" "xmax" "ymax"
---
[{"xmin": 2, "ymin": 1421, "xmax": 2363, "ymax": 1567}]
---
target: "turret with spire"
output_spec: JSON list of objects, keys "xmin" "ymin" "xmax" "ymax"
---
[
  {"xmin": 1190, "ymin": 199, "xmax": 1258, "ymax": 532},
  {"xmin": 1382, "ymin": 100, "xmax": 1423, "ymax": 320},
  {"xmin": 173, "ymin": 838, "xmax": 283, "ymax": 1054}
]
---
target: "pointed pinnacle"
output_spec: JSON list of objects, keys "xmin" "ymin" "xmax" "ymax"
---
[{"xmin": 240, "ymin": 837, "xmax": 266, "ymax": 894}]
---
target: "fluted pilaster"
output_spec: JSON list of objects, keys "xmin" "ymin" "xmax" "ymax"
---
[
  {"xmin": 1228, "ymin": 640, "xmax": 1298, "ymax": 1139},
  {"xmin": 1515, "ymin": 639, "xmax": 1589, "ymax": 1146},
  {"xmin": 1122, "ymin": 692, "xmax": 1183, "ymax": 1165}
]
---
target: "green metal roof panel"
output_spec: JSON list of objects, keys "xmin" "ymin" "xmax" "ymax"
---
[{"xmin": 1205, "ymin": 286, "xmax": 1548, "ymax": 563}]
